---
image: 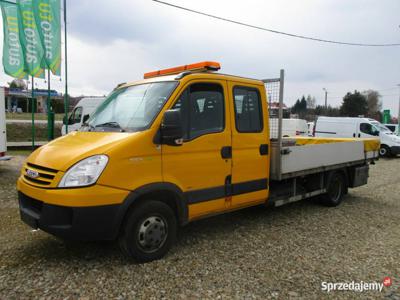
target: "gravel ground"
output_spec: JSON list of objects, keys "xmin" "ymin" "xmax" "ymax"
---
[{"xmin": 0, "ymin": 155, "xmax": 399, "ymax": 299}]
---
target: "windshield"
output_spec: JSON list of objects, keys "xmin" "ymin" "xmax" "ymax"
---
[
  {"xmin": 86, "ymin": 82, "xmax": 178, "ymax": 132},
  {"xmin": 371, "ymin": 122, "xmax": 392, "ymax": 134}
]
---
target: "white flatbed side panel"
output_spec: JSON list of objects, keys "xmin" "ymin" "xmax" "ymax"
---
[{"xmin": 281, "ymin": 141, "xmax": 365, "ymax": 174}]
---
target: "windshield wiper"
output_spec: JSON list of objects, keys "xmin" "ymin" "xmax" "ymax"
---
[{"xmin": 94, "ymin": 121, "xmax": 125, "ymax": 132}]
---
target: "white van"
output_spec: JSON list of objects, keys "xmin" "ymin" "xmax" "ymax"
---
[
  {"xmin": 270, "ymin": 118, "xmax": 308, "ymax": 137},
  {"xmin": 62, "ymin": 97, "xmax": 105, "ymax": 135},
  {"xmin": 383, "ymin": 123, "xmax": 399, "ymax": 135},
  {"xmin": 315, "ymin": 117, "xmax": 400, "ymax": 157},
  {"xmin": 0, "ymin": 87, "xmax": 11, "ymax": 161}
]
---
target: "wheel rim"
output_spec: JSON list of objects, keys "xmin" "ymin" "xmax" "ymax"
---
[
  {"xmin": 137, "ymin": 216, "xmax": 168, "ymax": 253},
  {"xmin": 328, "ymin": 175, "xmax": 342, "ymax": 202},
  {"xmin": 380, "ymin": 147, "xmax": 387, "ymax": 156}
]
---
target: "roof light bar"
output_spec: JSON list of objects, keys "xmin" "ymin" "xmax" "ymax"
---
[{"xmin": 144, "ymin": 61, "xmax": 221, "ymax": 79}]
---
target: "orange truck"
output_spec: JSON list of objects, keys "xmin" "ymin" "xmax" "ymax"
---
[{"xmin": 17, "ymin": 62, "xmax": 380, "ymax": 262}]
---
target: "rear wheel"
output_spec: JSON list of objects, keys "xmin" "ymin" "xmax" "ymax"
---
[
  {"xmin": 379, "ymin": 145, "xmax": 391, "ymax": 157},
  {"xmin": 119, "ymin": 200, "xmax": 177, "ymax": 263},
  {"xmin": 320, "ymin": 171, "xmax": 346, "ymax": 207}
]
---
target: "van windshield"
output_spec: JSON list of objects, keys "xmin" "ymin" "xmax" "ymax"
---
[
  {"xmin": 85, "ymin": 82, "xmax": 178, "ymax": 132},
  {"xmin": 371, "ymin": 122, "xmax": 392, "ymax": 134}
]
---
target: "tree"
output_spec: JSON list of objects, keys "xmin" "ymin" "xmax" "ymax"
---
[
  {"xmin": 291, "ymin": 99, "xmax": 301, "ymax": 114},
  {"xmin": 8, "ymin": 79, "xmax": 26, "ymax": 89},
  {"xmin": 340, "ymin": 91, "xmax": 368, "ymax": 117},
  {"xmin": 300, "ymin": 96, "xmax": 307, "ymax": 112},
  {"xmin": 363, "ymin": 90, "xmax": 382, "ymax": 120},
  {"xmin": 306, "ymin": 95, "xmax": 316, "ymax": 109}
]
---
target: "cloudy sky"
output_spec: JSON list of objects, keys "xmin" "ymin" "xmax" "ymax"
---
[{"xmin": 1, "ymin": 0, "xmax": 400, "ymax": 114}]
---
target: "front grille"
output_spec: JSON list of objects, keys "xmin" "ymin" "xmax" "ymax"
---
[
  {"xmin": 24, "ymin": 175, "xmax": 52, "ymax": 185},
  {"xmin": 23, "ymin": 163, "xmax": 59, "ymax": 187},
  {"xmin": 27, "ymin": 163, "xmax": 58, "ymax": 173}
]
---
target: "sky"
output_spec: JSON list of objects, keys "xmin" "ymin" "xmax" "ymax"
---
[{"xmin": 1, "ymin": 0, "xmax": 399, "ymax": 115}]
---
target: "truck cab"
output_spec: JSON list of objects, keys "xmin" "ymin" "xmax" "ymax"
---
[{"xmin": 18, "ymin": 62, "xmax": 272, "ymax": 261}]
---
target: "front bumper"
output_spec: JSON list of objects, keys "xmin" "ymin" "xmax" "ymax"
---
[
  {"xmin": 17, "ymin": 178, "xmax": 130, "ymax": 241},
  {"xmin": 390, "ymin": 146, "xmax": 400, "ymax": 155}
]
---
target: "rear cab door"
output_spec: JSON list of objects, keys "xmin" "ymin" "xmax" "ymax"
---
[{"xmin": 227, "ymin": 81, "xmax": 270, "ymax": 208}]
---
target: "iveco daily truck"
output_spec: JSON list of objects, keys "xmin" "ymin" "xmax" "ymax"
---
[{"xmin": 17, "ymin": 62, "xmax": 379, "ymax": 262}]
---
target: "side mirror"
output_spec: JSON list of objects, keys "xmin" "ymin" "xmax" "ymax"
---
[
  {"xmin": 161, "ymin": 109, "xmax": 183, "ymax": 146},
  {"xmin": 82, "ymin": 114, "xmax": 90, "ymax": 124},
  {"xmin": 374, "ymin": 131, "xmax": 380, "ymax": 136}
]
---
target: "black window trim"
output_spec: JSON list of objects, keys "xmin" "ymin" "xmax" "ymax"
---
[
  {"xmin": 232, "ymin": 85, "xmax": 264, "ymax": 133},
  {"xmin": 73, "ymin": 106, "xmax": 83, "ymax": 124},
  {"xmin": 171, "ymin": 81, "xmax": 226, "ymax": 142}
]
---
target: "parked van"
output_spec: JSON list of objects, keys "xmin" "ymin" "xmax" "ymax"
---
[
  {"xmin": 269, "ymin": 118, "xmax": 308, "ymax": 137},
  {"xmin": 315, "ymin": 117, "xmax": 400, "ymax": 156},
  {"xmin": 0, "ymin": 87, "xmax": 11, "ymax": 161},
  {"xmin": 62, "ymin": 97, "xmax": 105, "ymax": 135},
  {"xmin": 383, "ymin": 123, "xmax": 399, "ymax": 135}
]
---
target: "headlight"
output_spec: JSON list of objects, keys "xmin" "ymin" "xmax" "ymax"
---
[{"xmin": 59, "ymin": 155, "xmax": 108, "ymax": 187}]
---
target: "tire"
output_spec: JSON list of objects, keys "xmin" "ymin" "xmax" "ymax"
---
[
  {"xmin": 119, "ymin": 200, "xmax": 177, "ymax": 263},
  {"xmin": 379, "ymin": 145, "xmax": 391, "ymax": 157},
  {"xmin": 320, "ymin": 171, "xmax": 346, "ymax": 207}
]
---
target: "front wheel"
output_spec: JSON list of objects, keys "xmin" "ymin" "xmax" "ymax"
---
[
  {"xmin": 119, "ymin": 200, "xmax": 177, "ymax": 263},
  {"xmin": 379, "ymin": 145, "xmax": 391, "ymax": 157},
  {"xmin": 320, "ymin": 171, "xmax": 347, "ymax": 207}
]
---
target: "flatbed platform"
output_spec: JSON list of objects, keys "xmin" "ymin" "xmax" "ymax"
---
[{"xmin": 270, "ymin": 137, "xmax": 380, "ymax": 180}]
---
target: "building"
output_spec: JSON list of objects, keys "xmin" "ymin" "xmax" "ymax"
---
[{"xmin": 4, "ymin": 87, "xmax": 80, "ymax": 113}]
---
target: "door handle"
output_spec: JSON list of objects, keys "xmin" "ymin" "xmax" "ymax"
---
[
  {"xmin": 353, "ymin": 133, "xmax": 356, "ymax": 138},
  {"xmin": 358, "ymin": 133, "xmax": 361, "ymax": 138},
  {"xmin": 221, "ymin": 146, "xmax": 232, "ymax": 159},
  {"xmin": 259, "ymin": 144, "xmax": 269, "ymax": 155}
]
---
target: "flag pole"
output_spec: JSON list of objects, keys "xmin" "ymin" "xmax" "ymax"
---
[
  {"xmin": 31, "ymin": 76, "xmax": 35, "ymax": 150},
  {"xmin": 47, "ymin": 70, "xmax": 54, "ymax": 140},
  {"xmin": 63, "ymin": 0, "xmax": 69, "ymax": 133}
]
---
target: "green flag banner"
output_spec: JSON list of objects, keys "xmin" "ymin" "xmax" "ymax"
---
[
  {"xmin": 1, "ymin": 2, "xmax": 27, "ymax": 79},
  {"xmin": 33, "ymin": 0, "xmax": 61, "ymax": 76},
  {"xmin": 17, "ymin": 0, "xmax": 45, "ymax": 78}
]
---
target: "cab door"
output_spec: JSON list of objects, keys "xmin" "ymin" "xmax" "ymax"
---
[
  {"xmin": 227, "ymin": 82, "xmax": 269, "ymax": 208},
  {"xmin": 162, "ymin": 80, "xmax": 232, "ymax": 220},
  {"xmin": 358, "ymin": 121, "xmax": 376, "ymax": 138}
]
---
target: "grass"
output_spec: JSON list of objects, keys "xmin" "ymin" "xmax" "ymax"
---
[
  {"xmin": 7, "ymin": 150, "xmax": 32, "ymax": 156},
  {"xmin": 6, "ymin": 123, "xmax": 62, "ymax": 142},
  {"xmin": 6, "ymin": 112, "xmax": 64, "ymax": 121}
]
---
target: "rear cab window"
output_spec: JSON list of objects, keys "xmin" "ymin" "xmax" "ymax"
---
[{"xmin": 233, "ymin": 86, "xmax": 263, "ymax": 133}]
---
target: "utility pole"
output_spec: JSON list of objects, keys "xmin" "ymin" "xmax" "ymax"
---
[
  {"xmin": 63, "ymin": 0, "xmax": 69, "ymax": 134},
  {"xmin": 323, "ymin": 88, "xmax": 328, "ymax": 111},
  {"xmin": 397, "ymin": 84, "xmax": 400, "ymax": 135}
]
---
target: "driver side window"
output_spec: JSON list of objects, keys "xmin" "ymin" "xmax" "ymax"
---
[
  {"xmin": 172, "ymin": 83, "xmax": 224, "ymax": 141},
  {"xmin": 360, "ymin": 123, "xmax": 378, "ymax": 136}
]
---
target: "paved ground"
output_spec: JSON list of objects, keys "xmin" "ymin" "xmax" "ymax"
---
[{"xmin": 0, "ymin": 155, "xmax": 399, "ymax": 299}]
